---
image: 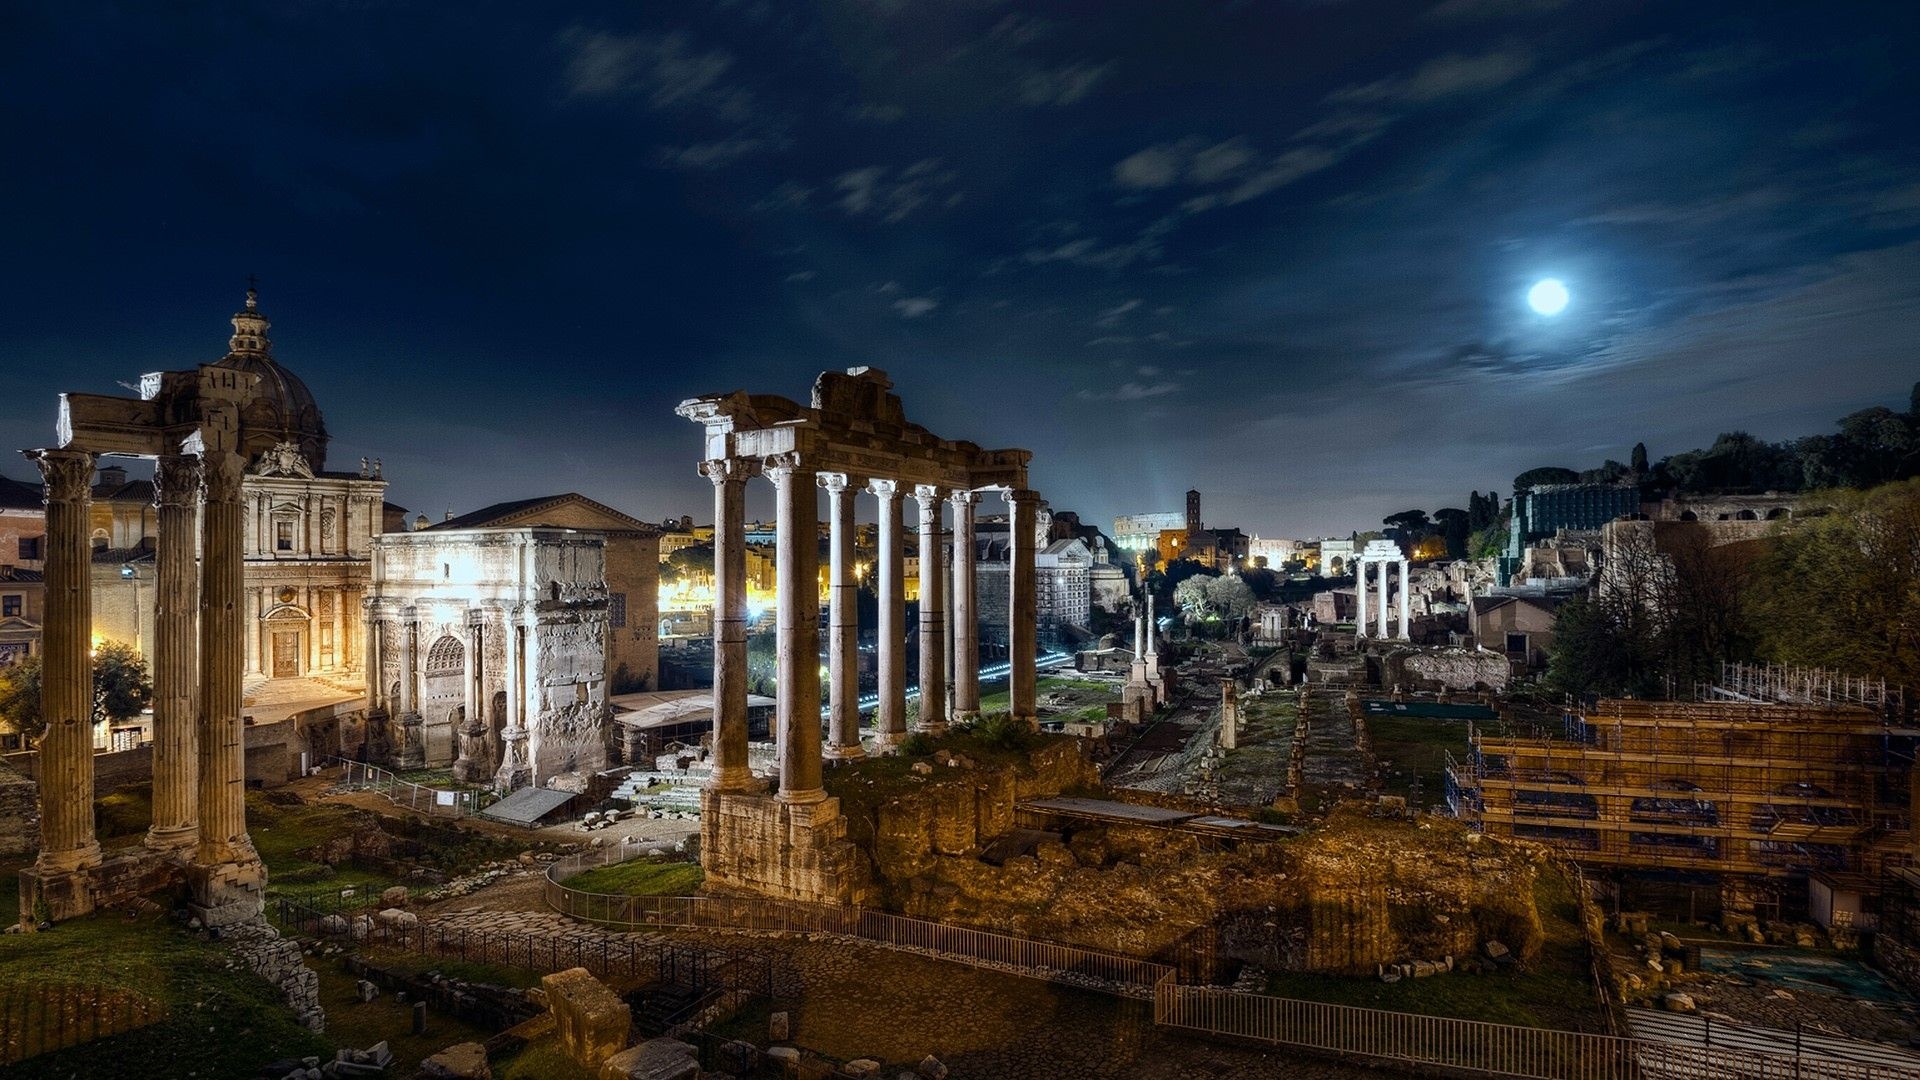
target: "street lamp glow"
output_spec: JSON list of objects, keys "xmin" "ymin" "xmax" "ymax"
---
[{"xmin": 1527, "ymin": 278, "xmax": 1570, "ymax": 316}]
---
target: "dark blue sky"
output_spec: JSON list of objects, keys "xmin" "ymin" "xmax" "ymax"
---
[{"xmin": 3, "ymin": 1, "xmax": 1916, "ymax": 536}]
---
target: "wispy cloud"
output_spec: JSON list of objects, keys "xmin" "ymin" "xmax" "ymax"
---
[
  {"xmin": 1078, "ymin": 380, "xmax": 1181, "ymax": 401},
  {"xmin": 1020, "ymin": 61, "xmax": 1113, "ymax": 106},
  {"xmin": 1329, "ymin": 50, "xmax": 1533, "ymax": 105},
  {"xmin": 1427, "ymin": 0, "xmax": 1565, "ymax": 20},
  {"xmin": 893, "ymin": 296, "xmax": 939, "ymax": 318},
  {"xmin": 655, "ymin": 136, "xmax": 782, "ymax": 170},
  {"xmin": 835, "ymin": 160, "xmax": 960, "ymax": 223},
  {"xmin": 558, "ymin": 29, "xmax": 751, "ymax": 120},
  {"xmin": 1096, "ymin": 298, "xmax": 1142, "ymax": 325}
]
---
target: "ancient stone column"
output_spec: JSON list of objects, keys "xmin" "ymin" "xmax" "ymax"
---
[
  {"xmin": 1377, "ymin": 561, "xmax": 1390, "ymax": 638},
  {"xmin": 703, "ymin": 458, "xmax": 752, "ymax": 790},
  {"xmin": 770, "ymin": 456, "xmax": 825, "ymax": 802},
  {"xmin": 1399, "ymin": 559, "xmax": 1411, "ymax": 640},
  {"xmin": 192, "ymin": 448, "xmax": 264, "ymax": 918},
  {"xmin": 821, "ymin": 473, "xmax": 864, "ymax": 759},
  {"xmin": 495, "ymin": 613, "xmax": 531, "ymax": 791},
  {"xmin": 1355, "ymin": 557, "xmax": 1369, "ymax": 637},
  {"xmin": 949, "ymin": 490, "xmax": 979, "ymax": 724},
  {"xmin": 29, "ymin": 448, "xmax": 102, "ymax": 876},
  {"xmin": 453, "ymin": 618, "xmax": 488, "ymax": 782},
  {"xmin": 870, "ymin": 479, "xmax": 907, "ymax": 749},
  {"xmin": 1008, "ymin": 489, "xmax": 1040, "ymax": 730},
  {"xmin": 147, "ymin": 453, "xmax": 200, "ymax": 852},
  {"xmin": 394, "ymin": 613, "xmax": 425, "ymax": 769},
  {"xmin": 912, "ymin": 486, "xmax": 947, "ymax": 735}
]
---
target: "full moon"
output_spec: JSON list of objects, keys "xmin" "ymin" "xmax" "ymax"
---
[{"xmin": 1528, "ymin": 278, "xmax": 1570, "ymax": 316}]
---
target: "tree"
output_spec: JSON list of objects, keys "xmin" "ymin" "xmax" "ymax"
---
[
  {"xmin": 1433, "ymin": 508, "xmax": 1470, "ymax": 559},
  {"xmin": 1173, "ymin": 576, "xmax": 1214, "ymax": 619},
  {"xmin": 0, "ymin": 658, "xmax": 42, "ymax": 738},
  {"xmin": 1746, "ymin": 479, "xmax": 1920, "ymax": 690},
  {"xmin": 1205, "ymin": 575, "xmax": 1257, "ymax": 620},
  {"xmin": 1631, "ymin": 442, "xmax": 1649, "ymax": 474},
  {"xmin": 0, "ymin": 643, "xmax": 152, "ymax": 738},
  {"xmin": 662, "ymin": 543, "xmax": 714, "ymax": 584},
  {"xmin": 1513, "ymin": 467, "xmax": 1579, "ymax": 493},
  {"xmin": 1383, "ymin": 509, "xmax": 1430, "ymax": 535}
]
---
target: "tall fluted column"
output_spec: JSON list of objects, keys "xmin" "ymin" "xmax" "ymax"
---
[
  {"xmin": 1399, "ymin": 559, "xmax": 1411, "ymax": 640},
  {"xmin": 192, "ymin": 448, "xmax": 263, "ymax": 913},
  {"xmin": 29, "ymin": 448, "xmax": 101, "ymax": 876},
  {"xmin": 453, "ymin": 618, "xmax": 488, "ymax": 782},
  {"xmin": 1355, "ymin": 558, "xmax": 1369, "ymax": 637},
  {"xmin": 494, "ymin": 611, "xmax": 531, "ymax": 791},
  {"xmin": 770, "ymin": 457, "xmax": 824, "ymax": 802},
  {"xmin": 394, "ymin": 612, "xmax": 425, "ymax": 768},
  {"xmin": 1008, "ymin": 489, "xmax": 1039, "ymax": 730},
  {"xmin": 1377, "ymin": 561, "xmax": 1390, "ymax": 638},
  {"xmin": 870, "ymin": 480, "xmax": 907, "ymax": 749},
  {"xmin": 147, "ymin": 453, "xmax": 200, "ymax": 852},
  {"xmin": 703, "ymin": 459, "xmax": 752, "ymax": 790},
  {"xmin": 949, "ymin": 490, "xmax": 979, "ymax": 724},
  {"xmin": 912, "ymin": 486, "xmax": 946, "ymax": 735},
  {"xmin": 821, "ymin": 473, "xmax": 863, "ymax": 758}
]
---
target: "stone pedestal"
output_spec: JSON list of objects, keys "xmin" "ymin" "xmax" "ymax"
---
[
  {"xmin": 699, "ymin": 788, "xmax": 867, "ymax": 904},
  {"xmin": 188, "ymin": 853, "xmax": 269, "ymax": 928},
  {"xmin": 394, "ymin": 712, "xmax": 427, "ymax": 769}
]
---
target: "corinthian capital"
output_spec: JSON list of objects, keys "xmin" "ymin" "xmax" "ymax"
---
[
  {"xmin": 154, "ymin": 454, "xmax": 202, "ymax": 509},
  {"xmin": 948, "ymin": 488, "xmax": 979, "ymax": 509},
  {"xmin": 816, "ymin": 471, "xmax": 851, "ymax": 494},
  {"xmin": 699, "ymin": 457, "xmax": 753, "ymax": 486},
  {"xmin": 762, "ymin": 452, "xmax": 806, "ymax": 483},
  {"xmin": 200, "ymin": 450, "xmax": 247, "ymax": 503},
  {"xmin": 30, "ymin": 448, "xmax": 94, "ymax": 504},
  {"xmin": 911, "ymin": 484, "xmax": 944, "ymax": 513}
]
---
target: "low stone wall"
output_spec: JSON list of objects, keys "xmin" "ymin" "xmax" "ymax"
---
[
  {"xmin": 224, "ymin": 919, "xmax": 324, "ymax": 1032},
  {"xmin": 1874, "ymin": 933, "xmax": 1920, "ymax": 997},
  {"xmin": 3, "ymin": 720, "xmax": 296, "ymax": 795}
]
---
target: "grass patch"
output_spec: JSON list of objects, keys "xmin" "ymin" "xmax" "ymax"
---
[
  {"xmin": 1264, "ymin": 864, "xmax": 1604, "ymax": 1031},
  {"xmin": 1367, "ymin": 714, "xmax": 1475, "ymax": 808},
  {"xmin": 0, "ymin": 913, "xmax": 330, "ymax": 1077},
  {"xmin": 562, "ymin": 858, "xmax": 704, "ymax": 897},
  {"xmin": 495, "ymin": 1034, "xmax": 595, "ymax": 1079},
  {"xmin": 826, "ymin": 724, "xmax": 1078, "ymax": 822},
  {"xmin": 96, "ymin": 782, "xmax": 155, "ymax": 840}
]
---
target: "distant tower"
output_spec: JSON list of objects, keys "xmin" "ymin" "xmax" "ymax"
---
[{"xmin": 1186, "ymin": 489, "xmax": 1202, "ymax": 534}]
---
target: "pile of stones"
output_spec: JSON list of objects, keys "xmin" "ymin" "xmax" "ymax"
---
[
  {"xmin": 261, "ymin": 1041, "xmax": 393, "ymax": 1079},
  {"xmin": 223, "ymin": 918, "xmax": 325, "ymax": 1032},
  {"xmin": 579, "ymin": 808, "xmax": 634, "ymax": 831}
]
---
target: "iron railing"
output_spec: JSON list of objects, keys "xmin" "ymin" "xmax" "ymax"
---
[{"xmin": 326, "ymin": 758, "xmax": 495, "ymax": 817}]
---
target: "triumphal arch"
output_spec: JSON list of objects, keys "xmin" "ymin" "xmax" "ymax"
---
[
  {"xmin": 20, "ymin": 352, "xmax": 271, "ymax": 926},
  {"xmin": 677, "ymin": 367, "xmax": 1040, "ymax": 901}
]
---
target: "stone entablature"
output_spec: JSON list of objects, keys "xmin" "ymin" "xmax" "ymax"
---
[
  {"xmin": 366, "ymin": 527, "xmax": 611, "ymax": 791},
  {"xmin": 679, "ymin": 367, "xmax": 1041, "ymax": 904}
]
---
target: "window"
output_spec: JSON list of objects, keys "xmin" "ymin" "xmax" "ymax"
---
[
  {"xmin": 276, "ymin": 521, "xmax": 294, "ymax": 552},
  {"xmin": 1505, "ymin": 632, "xmax": 1528, "ymax": 655},
  {"xmin": 610, "ymin": 592, "xmax": 627, "ymax": 629},
  {"xmin": 1, "ymin": 595, "xmax": 19, "ymax": 618},
  {"xmin": 16, "ymin": 537, "xmax": 40, "ymax": 561}
]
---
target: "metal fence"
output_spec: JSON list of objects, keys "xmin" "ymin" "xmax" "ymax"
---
[
  {"xmin": 1152, "ymin": 984, "xmax": 1920, "ymax": 1080},
  {"xmin": 0, "ymin": 984, "xmax": 166, "ymax": 1064},
  {"xmin": 327, "ymin": 758, "xmax": 494, "ymax": 817},
  {"xmin": 544, "ymin": 842, "xmax": 1920, "ymax": 1080},
  {"xmin": 545, "ymin": 841, "xmax": 1170, "ymax": 993}
]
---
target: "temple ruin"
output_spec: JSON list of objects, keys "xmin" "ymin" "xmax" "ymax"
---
[
  {"xmin": 19, "ymin": 322, "xmax": 278, "ymax": 926},
  {"xmin": 676, "ymin": 367, "xmax": 1039, "ymax": 902}
]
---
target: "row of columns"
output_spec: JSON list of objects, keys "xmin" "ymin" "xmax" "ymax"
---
[
  {"xmin": 705, "ymin": 456, "xmax": 1038, "ymax": 804},
  {"xmin": 27, "ymin": 447, "xmax": 258, "ymax": 884},
  {"xmin": 1354, "ymin": 556, "xmax": 1411, "ymax": 640},
  {"xmin": 365, "ymin": 604, "xmax": 533, "ymax": 790}
]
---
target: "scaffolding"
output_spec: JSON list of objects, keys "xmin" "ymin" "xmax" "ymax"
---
[
  {"xmin": 1708, "ymin": 660, "xmax": 1902, "ymax": 713},
  {"xmin": 1448, "ymin": 697, "xmax": 1918, "ymax": 892}
]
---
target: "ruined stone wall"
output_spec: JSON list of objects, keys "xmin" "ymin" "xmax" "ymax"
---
[
  {"xmin": 2, "ymin": 720, "xmax": 294, "ymax": 794},
  {"xmin": 0, "ymin": 761, "xmax": 39, "ymax": 858},
  {"xmin": 1394, "ymin": 648, "xmax": 1512, "ymax": 691},
  {"xmin": 699, "ymin": 791, "xmax": 870, "ymax": 904}
]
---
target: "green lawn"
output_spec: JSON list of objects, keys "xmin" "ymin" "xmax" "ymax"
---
[
  {"xmin": 0, "ymin": 913, "xmax": 330, "ymax": 1077},
  {"xmin": 1366, "ymin": 714, "xmax": 1476, "ymax": 808},
  {"xmin": 1264, "ymin": 866, "xmax": 1606, "ymax": 1032},
  {"xmin": 562, "ymin": 858, "xmax": 705, "ymax": 897}
]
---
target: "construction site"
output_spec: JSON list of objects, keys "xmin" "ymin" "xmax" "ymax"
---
[{"xmin": 1448, "ymin": 663, "xmax": 1918, "ymax": 925}]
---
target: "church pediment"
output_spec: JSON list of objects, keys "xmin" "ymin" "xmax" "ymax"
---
[
  {"xmin": 251, "ymin": 440, "xmax": 315, "ymax": 479},
  {"xmin": 261, "ymin": 602, "xmax": 312, "ymax": 622}
]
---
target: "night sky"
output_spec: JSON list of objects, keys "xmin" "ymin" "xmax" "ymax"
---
[{"xmin": 3, "ymin": 1, "xmax": 1916, "ymax": 537}]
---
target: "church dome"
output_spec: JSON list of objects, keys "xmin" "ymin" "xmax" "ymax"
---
[{"xmin": 214, "ymin": 287, "xmax": 329, "ymax": 473}]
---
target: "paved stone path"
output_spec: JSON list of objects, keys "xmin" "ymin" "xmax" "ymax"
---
[{"xmin": 1299, "ymin": 694, "xmax": 1373, "ymax": 792}]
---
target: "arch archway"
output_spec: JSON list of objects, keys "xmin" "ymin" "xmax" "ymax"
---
[{"xmin": 422, "ymin": 634, "xmax": 465, "ymax": 765}]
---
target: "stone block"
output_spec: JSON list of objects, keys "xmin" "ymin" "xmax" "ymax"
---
[
  {"xmin": 381, "ymin": 886, "xmax": 410, "ymax": 908},
  {"xmin": 355, "ymin": 979, "xmax": 380, "ymax": 1003},
  {"xmin": 917, "ymin": 1054, "xmax": 948, "ymax": 1079},
  {"xmin": 599, "ymin": 1038, "xmax": 699, "ymax": 1080},
  {"xmin": 768, "ymin": 1009, "xmax": 790, "ymax": 1041},
  {"xmin": 844, "ymin": 1060, "xmax": 882, "ymax": 1078},
  {"xmin": 419, "ymin": 1042, "xmax": 493, "ymax": 1079},
  {"xmin": 543, "ymin": 967, "xmax": 632, "ymax": 1069}
]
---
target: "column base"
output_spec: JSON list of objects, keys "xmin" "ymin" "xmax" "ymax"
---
[
  {"xmin": 775, "ymin": 785, "xmax": 829, "ymax": 806},
  {"xmin": 871, "ymin": 731, "xmax": 908, "ymax": 754},
  {"xmin": 1012, "ymin": 711, "xmax": 1039, "ymax": 732},
  {"xmin": 17, "ymin": 865, "xmax": 92, "ymax": 927},
  {"xmin": 913, "ymin": 721, "xmax": 949, "ymax": 738},
  {"xmin": 707, "ymin": 765, "xmax": 761, "ymax": 794},
  {"xmin": 823, "ymin": 743, "xmax": 868, "ymax": 761},
  {"xmin": 188, "ymin": 854, "xmax": 268, "ymax": 929},
  {"xmin": 145, "ymin": 823, "xmax": 199, "ymax": 853},
  {"xmin": 950, "ymin": 710, "xmax": 979, "ymax": 726},
  {"xmin": 392, "ymin": 712, "xmax": 426, "ymax": 770},
  {"xmin": 33, "ymin": 839, "xmax": 103, "ymax": 877}
]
